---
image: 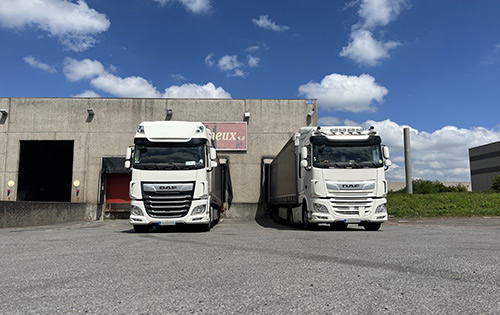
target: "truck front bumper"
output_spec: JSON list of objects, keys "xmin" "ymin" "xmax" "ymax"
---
[
  {"xmin": 307, "ymin": 197, "xmax": 388, "ymax": 224},
  {"xmin": 129, "ymin": 199, "xmax": 211, "ymax": 226}
]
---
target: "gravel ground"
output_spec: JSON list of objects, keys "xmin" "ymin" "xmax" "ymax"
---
[{"xmin": 0, "ymin": 217, "xmax": 499, "ymax": 314}]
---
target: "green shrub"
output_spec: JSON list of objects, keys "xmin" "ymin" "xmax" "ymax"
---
[
  {"xmin": 393, "ymin": 179, "xmax": 467, "ymax": 194},
  {"xmin": 388, "ymin": 192, "xmax": 500, "ymax": 217},
  {"xmin": 491, "ymin": 174, "xmax": 500, "ymax": 193}
]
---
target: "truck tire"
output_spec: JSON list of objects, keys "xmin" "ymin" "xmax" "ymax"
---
[
  {"xmin": 364, "ymin": 223, "xmax": 381, "ymax": 231},
  {"xmin": 200, "ymin": 208, "xmax": 212, "ymax": 232},
  {"xmin": 213, "ymin": 207, "xmax": 220, "ymax": 225},
  {"xmin": 302, "ymin": 203, "xmax": 317, "ymax": 230},
  {"xmin": 133, "ymin": 225, "xmax": 149, "ymax": 233}
]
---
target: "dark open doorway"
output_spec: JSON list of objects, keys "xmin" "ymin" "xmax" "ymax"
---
[{"xmin": 18, "ymin": 140, "xmax": 74, "ymax": 202}]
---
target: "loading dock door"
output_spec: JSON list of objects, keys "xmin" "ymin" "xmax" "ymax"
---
[
  {"xmin": 106, "ymin": 173, "xmax": 131, "ymax": 204},
  {"xmin": 18, "ymin": 140, "xmax": 74, "ymax": 202},
  {"xmin": 100, "ymin": 157, "xmax": 131, "ymax": 219}
]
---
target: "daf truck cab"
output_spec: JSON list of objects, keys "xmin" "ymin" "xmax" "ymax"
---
[
  {"xmin": 269, "ymin": 126, "xmax": 391, "ymax": 231},
  {"xmin": 125, "ymin": 121, "xmax": 224, "ymax": 232}
]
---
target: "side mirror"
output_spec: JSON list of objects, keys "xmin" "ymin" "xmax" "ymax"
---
[
  {"xmin": 383, "ymin": 146, "xmax": 390, "ymax": 159},
  {"xmin": 210, "ymin": 160, "xmax": 218, "ymax": 168},
  {"xmin": 125, "ymin": 146, "xmax": 133, "ymax": 169},
  {"xmin": 210, "ymin": 147, "xmax": 217, "ymax": 160},
  {"xmin": 300, "ymin": 160, "xmax": 308, "ymax": 169},
  {"xmin": 385, "ymin": 159, "xmax": 392, "ymax": 168},
  {"xmin": 301, "ymin": 147, "xmax": 308, "ymax": 160}
]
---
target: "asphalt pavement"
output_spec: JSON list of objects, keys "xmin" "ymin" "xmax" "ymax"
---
[{"xmin": 0, "ymin": 217, "xmax": 499, "ymax": 314}]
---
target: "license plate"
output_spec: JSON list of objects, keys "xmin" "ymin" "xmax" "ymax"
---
[
  {"xmin": 344, "ymin": 218, "xmax": 360, "ymax": 223},
  {"xmin": 158, "ymin": 221, "xmax": 176, "ymax": 226}
]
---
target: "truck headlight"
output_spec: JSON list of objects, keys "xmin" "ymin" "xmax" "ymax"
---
[
  {"xmin": 192, "ymin": 205, "xmax": 206, "ymax": 215},
  {"xmin": 313, "ymin": 203, "xmax": 329, "ymax": 214},
  {"xmin": 130, "ymin": 205, "xmax": 144, "ymax": 216},
  {"xmin": 375, "ymin": 203, "xmax": 387, "ymax": 214}
]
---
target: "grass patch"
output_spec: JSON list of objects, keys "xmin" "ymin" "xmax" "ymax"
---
[{"xmin": 388, "ymin": 192, "xmax": 500, "ymax": 218}]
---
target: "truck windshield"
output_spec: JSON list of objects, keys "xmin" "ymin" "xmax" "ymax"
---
[
  {"xmin": 133, "ymin": 139, "xmax": 206, "ymax": 170},
  {"xmin": 313, "ymin": 144, "xmax": 383, "ymax": 169}
]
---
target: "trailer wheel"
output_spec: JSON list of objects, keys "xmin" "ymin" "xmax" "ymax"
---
[{"xmin": 364, "ymin": 223, "xmax": 381, "ymax": 231}]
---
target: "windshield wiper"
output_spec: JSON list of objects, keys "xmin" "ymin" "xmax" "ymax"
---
[
  {"xmin": 140, "ymin": 164, "xmax": 159, "ymax": 170},
  {"xmin": 314, "ymin": 162, "xmax": 346, "ymax": 168},
  {"xmin": 363, "ymin": 161, "xmax": 378, "ymax": 168}
]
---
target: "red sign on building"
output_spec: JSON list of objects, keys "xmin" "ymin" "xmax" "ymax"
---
[{"xmin": 204, "ymin": 122, "xmax": 247, "ymax": 151}]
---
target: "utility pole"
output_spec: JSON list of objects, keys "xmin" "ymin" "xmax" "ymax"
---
[{"xmin": 404, "ymin": 127, "xmax": 413, "ymax": 194}]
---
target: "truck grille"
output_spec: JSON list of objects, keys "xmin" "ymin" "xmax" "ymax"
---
[
  {"xmin": 142, "ymin": 183, "xmax": 194, "ymax": 218},
  {"xmin": 329, "ymin": 197, "xmax": 373, "ymax": 216}
]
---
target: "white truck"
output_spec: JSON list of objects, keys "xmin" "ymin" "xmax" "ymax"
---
[
  {"xmin": 125, "ymin": 121, "xmax": 227, "ymax": 232},
  {"xmin": 269, "ymin": 126, "xmax": 391, "ymax": 231}
]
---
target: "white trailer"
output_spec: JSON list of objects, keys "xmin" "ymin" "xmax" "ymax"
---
[
  {"xmin": 125, "ymin": 121, "xmax": 228, "ymax": 232},
  {"xmin": 269, "ymin": 126, "xmax": 392, "ymax": 231}
]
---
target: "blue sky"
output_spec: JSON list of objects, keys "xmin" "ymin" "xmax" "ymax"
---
[{"xmin": 1, "ymin": 0, "xmax": 500, "ymax": 182}]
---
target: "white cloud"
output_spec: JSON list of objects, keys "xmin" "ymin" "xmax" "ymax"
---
[
  {"xmin": 217, "ymin": 55, "xmax": 246, "ymax": 77},
  {"xmin": 73, "ymin": 90, "xmax": 100, "ymax": 98},
  {"xmin": 339, "ymin": 29, "xmax": 400, "ymax": 66},
  {"xmin": 340, "ymin": 0, "xmax": 407, "ymax": 66},
  {"xmin": 358, "ymin": 0, "xmax": 408, "ymax": 29},
  {"xmin": 163, "ymin": 82, "xmax": 231, "ymax": 98},
  {"xmin": 228, "ymin": 69, "xmax": 246, "ymax": 78},
  {"xmin": 23, "ymin": 56, "xmax": 57, "ymax": 73},
  {"xmin": 171, "ymin": 74, "xmax": 187, "ymax": 81},
  {"xmin": 152, "ymin": 0, "xmax": 211, "ymax": 14},
  {"xmin": 0, "ymin": 0, "xmax": 110, "ymax": 52},
  {"xmin": 217, "ymin": 55, "xmax": 243, "ymax": 71},
  {"xmin": 64, "ymin": 57, "xmax": 231, "ymax": 99},
  {"xmin": 245, "ymin": 45, "xmax": 260, "ymax": 52},
  {"xmin": 247, "ymin": 55, "xmax": 260, "ymax": 68},
  {"xmin": 63, "ymin": 57, "xmax": 105, "ymax": 81},
  {"xmin": 252, "ymin": 15, "xmax": 290, "ymax": 32},
  {"xmin": 90, "ymin": 73, "xmax": 161, "ymax": 98},
  {"xmin": 318, "ymin": 116, "xmax": 359, "ymax": 127},
  {"xmin": 361, "ymin": 119, "xmax": 500, "ymax": 181},
  {"xmin": 298, "ymin": 73, "xmax": 388, "ymax": 112},
  {"xmin": 205, "ymin": 53, "xmax": 215, "ymax": 67}
]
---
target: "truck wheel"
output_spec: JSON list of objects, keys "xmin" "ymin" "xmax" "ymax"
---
[
  {"xmin": 213, "ymin": 207, "xmax": 220, "ymax": 225},
  {"xmin": 302, "ymin": 204, "xmax": 316, "ymax": 230},
  {"xmin": 133, "ymin": 225, "xmax": 149, "ymax": 233},
  {"xmin": 364, "ymin": 223, "xmax": 381, "ymax": 231},
  {"xmin": 200, "ymin": 208, "xmax": 212, "ymax": 232}
]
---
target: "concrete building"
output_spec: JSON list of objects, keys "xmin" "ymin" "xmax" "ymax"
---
[
  {"xmin": 0, "ymin": 98, "xmax": 317, "ymax": 226},
  {"xmin": 469, "ymin": 141, "xmax": 500, "ymax": 191}
]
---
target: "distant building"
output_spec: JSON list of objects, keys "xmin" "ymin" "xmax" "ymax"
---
[{"xmin": 469, "ymin": 141, "xmax": 500, "ymax": 191}]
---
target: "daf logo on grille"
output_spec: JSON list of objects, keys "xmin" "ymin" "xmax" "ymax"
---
[
  {"xmin": 159, "ymin": 185, "xmax": 177, "ymax": 190},
  {"xmin": 342, "ymin": 184, "xmax": 360, "ymax": 189}
]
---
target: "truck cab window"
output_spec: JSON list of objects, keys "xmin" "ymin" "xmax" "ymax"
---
[
  {"xmin": 313, "ymin": 144, "xmax": 383, "ymax": 168},
  {"xmin": 133, "ymin": 139, "xmax": 206, "ymax": 170}
]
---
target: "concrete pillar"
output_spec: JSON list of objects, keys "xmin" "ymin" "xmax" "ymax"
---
[{"xmin": 404, "ymin": 127, "xmax": 413, "ymax": 194}]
